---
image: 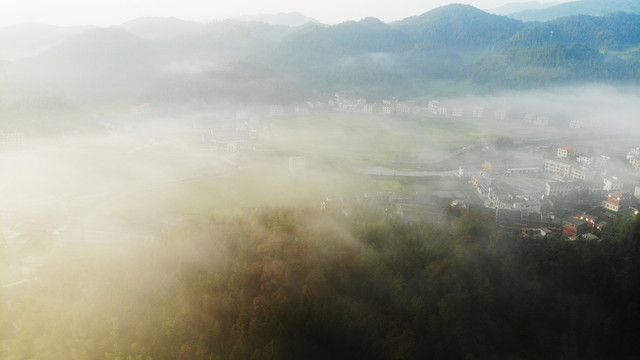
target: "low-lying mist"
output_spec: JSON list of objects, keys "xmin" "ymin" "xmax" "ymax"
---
[
  {"xmin": 2, "ymin": 84, "xmax": 640, "ymax": 359},
  {"xmin": 2, "ymin": 84, "xmax": 639, "ymax": 245}
]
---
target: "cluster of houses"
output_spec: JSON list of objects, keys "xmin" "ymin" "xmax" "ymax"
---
[
  {"xmin": 196, "ymin": 112, "xmax": 269, "ymax": 153},
  {"xmin": 263, "ymin": 95, "xmax": 515, "ymax": 119},
  {"xmin": 0, "ymin": 132, "xmax": 25, "ymax": 146},
  {"xmin": 277, "ymin": 96, "xmax": 416, "ymax": 115},
  {"xmin": 458, "ymin": 145, "xmax": 640, "ymax": 240},
  {"xmin": 627, "ymin": 146, "xmax": 640, "ymax": 171},
  {"xmin": 319, "ymin": 190, "xmax": 464, "ymax": 224},
  {"xmin": 273, "ymin": 95, "xmax": 589, "ymax": 130},
  {"xmin": 523, "ymin": 113, "xmax": 549, "ymax": 127},
  {"xmin": 267, "ymin": 96, "xmax": 593, "ymax": 130}
]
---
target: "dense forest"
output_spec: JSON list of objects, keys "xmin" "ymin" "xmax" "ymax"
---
[
  {"xmin": 4, "ymin": 206, "xmax": 639, "ymax": 359},
  {"xmin": 506, "ymin": 0, "xmax": 640, "ymax": 22},
  {"xmin": 467, "ymin": 12, "xmax": 640, "ymax": 86}
]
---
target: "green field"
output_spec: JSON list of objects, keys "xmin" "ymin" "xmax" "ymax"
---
[{"xmin": 269, "ymin": 111, "xmax": 520, "ymax": 164}]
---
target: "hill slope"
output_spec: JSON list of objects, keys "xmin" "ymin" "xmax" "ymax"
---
[
  {"xmin": 0, "ymin": 23, "xmax": 94, "ymax": 61},
  {"xmin": 508, "ymin": 0, "xmax": 640, "ymax": 22},
  {"xmin": 9, "ymin": 27, "xmax": 157, "ymax": 101},
  {"xmin": 486, "ymin": 1, "xmax": 559, "ymax": 16},
  {"xmin": 470, "ymin": 13, "xmax": 640, "ymax": 86},
  {"xmin": 120, "ymin": 17, "xmax": 207, "ymax": 40},
  {"xmin": 507, "ymin": 13, "xmax": 640, "ymax": 50},
  {"xmin": 392, "ymin": 4, "xmax": 526, "ymax": 48},
  {"xmin": 3, "ymin": 5, "xmax": 639, "ymax": 103},
  {"xmin": 230, "ymin": 12, "xmax": 319, "ymax": 26}
]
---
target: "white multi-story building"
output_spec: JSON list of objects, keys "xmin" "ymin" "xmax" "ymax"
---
[
  {"xmin": 581, "ymin": 181, "xmax": 604, "ymax": 194},
  {"xmin": 506, "ymin": 167, "xmax": 540, "ymax": 176},
  {"xmin": 510, "ymin": 197, "xmax": 542, "ymax": 214},
  {"xmin": 489, "ymin": 193, "xmax": 541, "ymax": 214},
  {"xmin": 396, "ymin": 103, "xmax": 410, "ymax": 114},
  {"xmin": 533, "ymin": 115, "xmax": 549, "ymax": 127},
  {"xmin": 544, "ymin": 159, "xmax": 572, "ymax": 179},
  {"xmin": 557, "ymin": 147, "xmax": 575, "ymax": 158},
  {"xmin": 0, "ymin": 132, "xmax": 25, "ymax": 145},
  {"xmin": 576, "ymin": 156, "xmax": 593, "ymax": 166},
  {"xmin": 471, "ymin": 171, "xmax": 491, "ymax": 189},
  {"xmin": 428, "ymin": 101, "xmax": 440, "ymax": 113},
  {"xmin": 603, "ymin": 191, "xmax": 633, "ymax": 212},
  {"xmin": 596, "ymin": 155, "xmax": 610, "ymax": 167},
  {"xmin": 603, "ymin": 176, "xmax": 624, "ymax": 191},
  {"xmin": 569, "ymin": 119, "xmax": 583, "ymax": 129},
  {"xmin": 289, "ymin": 156, "xmax": 306, "ymax": 174},
  {"xmin": 458, "ymin": 166, "xmax": 486, "ymax": 179},
  {"xmin": 570, "ymin": 165, "xmax": 596, "ymax": 181},
  {"xmin": 235, "ymin": 111, "xmax": 249, "ymax": 121},
  {"xmin": 270, "ymin": 105, "xmax": 284, "ymax": 116},
  {"xmin": 294, "ymin": 106, "xmax": 309, "ymax": 114},
  {"xmin": 544, "ymin": 181, "xmax": 578, "ymax": 197}
]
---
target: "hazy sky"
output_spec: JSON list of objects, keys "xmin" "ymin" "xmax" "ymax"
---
[{"xmin": 1, "ymin": 0, "xmax": 569, "ymax": 27}]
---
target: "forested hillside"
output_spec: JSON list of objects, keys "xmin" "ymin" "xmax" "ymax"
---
[
  {"xmin": 470, "ymin": 13, "xmax": 640, "ymax": 86},
  {"xmin": 3, "ymin": 5, "xmax": 640, "ymax": 103},
  {"xmin": 4, "ymin": 207, "xmax": 639, "ymax": 359},
  {"xmin": 506, "ymin": 13, "xmax": 640, "ymax": 50},
  {"xmin": 392, "ymin": 4, "xmax": 526, "ymax": 48},
  {"xmin": 507, "ymin": 0, "xmax": 640, "ymax": 22}
]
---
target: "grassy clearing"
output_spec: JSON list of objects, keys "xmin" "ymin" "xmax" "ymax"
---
[{"xmin": 270, "ymin": 111, "xmax": 513, "ymax": 163}]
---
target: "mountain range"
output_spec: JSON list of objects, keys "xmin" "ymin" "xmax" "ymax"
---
[
  {"xmin": 0, "ymin": 23, "xmax": 94, "ymax": 61},
  {"xmin": 486, "ymin": 1, "xmax": 560, "ymax": 16},
  {"xmin": 229, "ymin": 12, "xmax": 318, "ymax": 27},
  {"xmin": 506, "ymin": 0, "xmax": 640, "ymax": 22},
  {"xmin": 1, "ymin": 2, "xmax": 639, "ymax": 105}
]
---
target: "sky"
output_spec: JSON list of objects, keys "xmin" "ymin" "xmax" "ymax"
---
[{"xmin": 0, "ymin": 0, "xmax": 569, "ymax": 27}]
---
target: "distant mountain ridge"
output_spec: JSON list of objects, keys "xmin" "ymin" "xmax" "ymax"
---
[
  {"xmin": 507, "ymin": 0, "xmax": 640, "ymax": 22},
  {"xmin": 230, "ymin": 12, "xmax": 319, "ymax": 26},
  {"xmin": 16, "ymin": 27, "xmax": 157, "ymax": 101},
  {"xmin": 392, "ymin": 4, "xmax": 527, "ymax": 48},
  {"xmin": 0, "ymin": 23, "xmax": 94, "ymax": 61},
  {"xmin": 506, "ymin": 13, "xmax": 640, "ymax": 50},
  {"xmin": 470, "ymin": 12, "xmax": 640, "ymax": 86},
  {"xmin": 120, "ymin": 17, "xmax": 207, "ymax": 40},
  {"xmin": 3, "ymin": 4, "xmax": 639, "ymax": 103},
  {"xmin": 486, "ymin": 1, "xmax": 559, "ymax": 16}
]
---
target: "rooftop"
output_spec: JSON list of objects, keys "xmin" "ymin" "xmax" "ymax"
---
[
  {"xmin": 493, "ymin": 178, "xmax": 547, "ymax": 197},
  {"xmin": 564, "ymin": 219, "xmax": 587, "ymax": 226}
]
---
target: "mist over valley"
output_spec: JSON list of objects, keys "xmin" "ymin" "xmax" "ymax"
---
[{"xmin": 2, "ymin": 1, "xmax": 640, "ymax": 359}]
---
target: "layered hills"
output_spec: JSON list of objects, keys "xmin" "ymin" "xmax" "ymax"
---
[
  {"xmin": 2, "ymin": 4, "xmax": 639, "ymax": 104},
  {"xmin": 506, "ymin": 0, "xmax": 640, "ymax": 22}
]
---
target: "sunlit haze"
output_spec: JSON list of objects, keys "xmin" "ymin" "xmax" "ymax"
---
[
  {"xmin": 2, "ymin": 0, "xmax": 640, "ymax": 358},
  {"xmin": 1, "ymin": 0, "xmax": 571, "ymax": 26}
]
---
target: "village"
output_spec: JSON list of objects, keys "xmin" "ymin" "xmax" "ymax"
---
[
  {"xmin": 267, "ymin": 95, "xmax": 640, "ymax": 241},
  {"xmin": 459, "ymin": 144, "xmax": 640, "ymax": 238},
  {"xmin": 318, "ymin": 140, "xmax": 640, "ymax": 241},
  {"xmin": 2, "ymin": 93, "xmax": 639, "ymax": 258},
  {"xmin": 269, "ymin": 94, "xmax": 640, "ymax": 240}
]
